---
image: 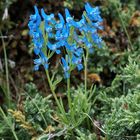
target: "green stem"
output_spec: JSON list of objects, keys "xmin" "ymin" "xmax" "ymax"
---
[
  {"xmin": 45, "ymin": 70, "xmax": 62, "ymax": 113},
  {"xmin": 46, "ymin": 70, "xmax": 69, "ymax": 124},
  {"xmin": 1, "ymin": 31, "xmax": 11, "ymax": 108},
  {"xmin": 84, "ymin": 49, "xmax": 89, "ymax": 94},
  {"xmin": 0, "ymin": 107, "xmax": 19, "ymax": 140},
  {"xmin": 84, "ymin": 49, "xmax": 90, "ymax": 130},
  {"xmin": 67, "ymin": 77, "xmax": 72, "ymax": 110}
]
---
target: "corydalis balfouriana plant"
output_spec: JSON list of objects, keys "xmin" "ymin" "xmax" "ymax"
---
[
  {"xmin": 27, "ymin": 3, "xmax": 103, "ymax": 130},
  {"xmin": 28, "ymin": 3, "xmax": 103, "ymax": 78}
]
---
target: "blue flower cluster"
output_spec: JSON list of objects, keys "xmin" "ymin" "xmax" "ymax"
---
[{"xmin": 28, "ymin": 3, "xmax": 103, "ymax": 78}]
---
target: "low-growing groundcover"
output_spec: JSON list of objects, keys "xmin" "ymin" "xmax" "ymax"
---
[{"xmin": 0, "ymin": 1, "xmax": 140, "ymax": 140}]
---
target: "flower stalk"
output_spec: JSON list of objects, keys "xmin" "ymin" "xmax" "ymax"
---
[
  {"xmin": 84, "ymin": 49, "xmax": 89, "ymax": 94},
  {"xmin": 45, "ymin": 70, "xmax": 63, "ymax": 113},
  {"xmin": 67, "ymin": 76, "xmax": 72, "ymax": 110}
]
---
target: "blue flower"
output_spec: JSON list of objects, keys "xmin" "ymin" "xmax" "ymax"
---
[
  {"xmin": 55, "ymin": 24, "xmax": 69, "ymax": 40},
  {"xmin": 65, "ymin": 43, "xmax": 76, "ymax": 52},
  {"xmin": 85, "ymin": 3, "xmax": 99, "ymax": 17},
  {"xmin": 41, "ymin": 8, "xmax": 54, "ymax": 22},
  {"xmin": 84, "ymin": 38, "xmax": 92, "ymax": 49},
  {"xmin": 61, "ymin": 57, "xmax": 70, "ymax": 78},
  {"xmin": 28, "ymin": 6, "xmax": 41, "ymax": 36},
  {"xmin": 58, "ymin": 40, "xmax": 66, "ymax": 46},
  {"xmin": 89, "ymin": 26, "xmax": 97, "ymax": 34},
  {"xmin": 55, "ymin": 13, "xmax": 65, "ymax": 30},
  {"xmin": 65, "ymin": 43, "xmax": 83, "ymax": 57},
  {"xmin": 48, "ymin": 42, "xmax": 61, "ymax": 54},
  {"xmin": 64, "ymin": 43, "xmax": 83, "ymax": 71},
  {"xmin": 28, "ymin": 3, "xmax": 104, "ymax": 73},
  {"xmin": 34, "ymin": 52, "xmax": 49, "ymax": 70},
  {"xmin": 71, "ymin": 44, "xmax": 83, "ymax": 56},
  {"xmin": 48, "ymin": 33, "xmax": 55, "ymax": 39},
  {"xmin": 92, "ymin": 34, "xmax": 102, "ymax": 48},
  {"xmin": 65, "ymin": 8, "xmax": 73, "ymax": 23},
  {"xmin": 74, "ymin": 47, "xmax": 83, "ymax": 57},
  {"xmin": 73, "ymin": 16, "xmax": 86, "ymax": 29},
  {"xmin": 31, "ymin": 30, "xmax": 44, "ymax": 55},
  {"xmin": 72, "ymin": 55, "xmax": 83, "ymax": 71},
  {"xmin": 29, "ymin": 6, "xmax": 41, "ymax": 26},
  {"xmin": 32, "ymin": 29, "xmax": 42, "ymax": 39},
  {"xmin": 33, "ymin": 47, "xmax": 40, "ymax": 55},
  {"xmin": 81, "ymin": 24, "xmax": 97, "ymax": 34},
  {"xmin": 85, "ymin": 3, "xmax": 103, "ymax": 23},
  {"xmin": 34, "ymin": 58, "xmax": 41, "ymax": 71},
  {"xmin": 61, "ymin": 24, "xmax": 69, "ymax": 38},
  {"xmin": 33, "ymin": 40, "xmax": 43, "ymax": 55},
  {"xmin": 45, "ymin": 22, "xmax": 53, "ymax": 32},
  {"xmin": 55, "ymin": 30, "xmax": 61, "ymax": 40},
  {"xmin": 28, "ymin": 21, "xmax": 37, "ymax": 33},
  {"xmin": 92, "ymin": 22, "xmax": 103, "ymax": 30}
]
